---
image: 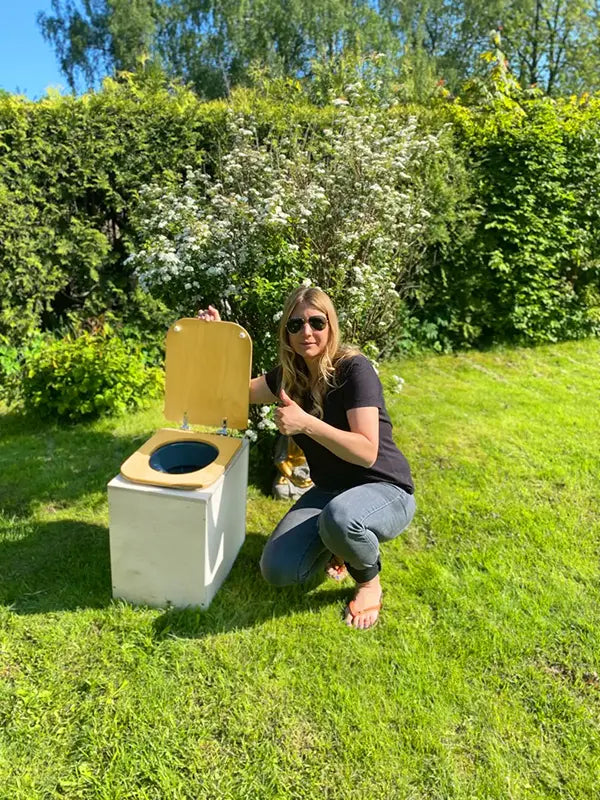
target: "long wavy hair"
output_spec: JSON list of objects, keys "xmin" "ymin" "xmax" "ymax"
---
[{"xmin": 278, "ymin": 286, "xmax": 359, "ymax": 418}]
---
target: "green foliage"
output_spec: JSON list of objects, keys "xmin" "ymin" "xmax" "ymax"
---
[
  {"xmin": 0, "ymin": 76, "xmax": 339, "ymax": 353},
  {"xmin": 37, "ymin": 0, "xmax": 600, "ymax": 103},
  {"xmin": 129, "ymin": 107, "xmax": 467, "ymax": 369},
  {"xmin": 1, "ymin": 73, "xmax": 600, "ymax": 365},
  {"xmin": 20, "ymin": 328, "xmax": 164, "ymax": 421},
  {"xmin": 38, "ymin": 0, "xmax": 162, "ymax": 92},
  {"xmin": 495, "ymin": 1, "xmax": 597, "ymax": 95},
  {"xmin": 38, "ymin": 0, "xmax": 392, "ymax": 99},
  {"xmin": 410, "ymin": 73, "xmax": 600, "ymax": 348},
  {"xmin": 0, "ymin": 74, "xmax": 227, "ymax": 346},
  {"xmin": 0, "ymin": 333, "xmax": 47, "ymax": 407}
]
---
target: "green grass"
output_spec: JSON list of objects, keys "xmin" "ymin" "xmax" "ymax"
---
[{"xmin": 1, "ymin": 339, "xmax": 599, "ymax": 799}]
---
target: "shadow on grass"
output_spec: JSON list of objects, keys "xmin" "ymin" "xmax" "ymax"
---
[
  {"xmin": 0, "ymin": 409, "xmax": 152, "ymax": 516},
  {"xmin": 151, "ymin": 531, "xmax": 352, "ymax": 639},
  {"xmin": 0, "ymin": 409, "xmax": 347, "ymax": 627},
  {"xmin": 0, "ymin": 519, "xmax": 112, "ymax": 613},
  {"xmin": 153, "ymin": 533, "xmax": 352, "ymax": 640},
  {"xmin": 1, "ymin": 521, "xmax": 349, "ymax": 629}
]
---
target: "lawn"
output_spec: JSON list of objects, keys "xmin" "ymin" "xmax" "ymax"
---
[{"xmin": 1, "ymin": 339, "xmax": 599, "ymax": 799}]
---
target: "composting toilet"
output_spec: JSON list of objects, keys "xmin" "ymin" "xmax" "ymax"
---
[{"xmin": 107, "ymin": 318, "xmax": 252, "ymax": 609}]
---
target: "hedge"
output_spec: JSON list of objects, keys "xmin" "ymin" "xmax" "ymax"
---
[{"xmin": 1, "ymin": 73, "xmax": 599, "ymax": 357}]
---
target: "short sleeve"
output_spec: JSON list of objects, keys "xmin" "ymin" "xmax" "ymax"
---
[
  {"xmin": 340, "ymin": 355, "xmax": 383, "ymax": 410},
  {"xmin": 264, "ymin": 365, "xmax": 283, "ymax": 397}
]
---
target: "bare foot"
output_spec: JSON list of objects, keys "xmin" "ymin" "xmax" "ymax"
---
[
  {"xmin": 325, "ymin": 554, "xmax": 348, "ymax": 581},
  {"xmin": 344, "ymin": 575, "xmax": 382, "ymax": 630}
]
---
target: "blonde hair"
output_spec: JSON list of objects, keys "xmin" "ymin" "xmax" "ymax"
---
[{"xmin": 278, "ymin": 286, "xmax": 359, "ymax": 418}]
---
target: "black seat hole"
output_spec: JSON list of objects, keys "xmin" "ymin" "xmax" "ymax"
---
[{"xmin": 149, "ymin": 441, "xmax": 219, "ymax": 474}]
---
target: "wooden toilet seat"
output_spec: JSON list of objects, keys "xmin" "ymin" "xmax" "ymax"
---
[{"xmin": 120, "ymin": 428, "xmax": 243, "ymax": 489}]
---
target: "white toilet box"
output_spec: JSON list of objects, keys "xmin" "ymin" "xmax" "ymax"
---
[
  {"xmin": 107, "ymin": 317, "xmax": 253, "ymax": 610},
  {"xmin": 108, "ymin": 438, "xmax": 249, "ymax": 609}
]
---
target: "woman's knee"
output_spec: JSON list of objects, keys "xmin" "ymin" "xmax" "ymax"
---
[
  {"xmin": 320, "ymin": 486, "xmax": 416, "ymax": 548},
  {"xmin": 318, "ymin": 497, "xmax": 355, "ymax": 549},
  {"xmin": 259, "ymin": 541, "xmax": 298, "ymax": 587}
]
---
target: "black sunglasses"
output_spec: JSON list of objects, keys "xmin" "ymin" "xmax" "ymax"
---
[{"xmin": 285, "ymin": 315, "xmax": 328, "ymax": 335}]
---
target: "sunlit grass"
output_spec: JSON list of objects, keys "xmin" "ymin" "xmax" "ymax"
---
[{"xmin": 1, "ymin": 339, "xmax": 599, "ymax": 799}]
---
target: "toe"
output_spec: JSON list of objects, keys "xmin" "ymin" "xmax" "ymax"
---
[{"xmin": 353, "ymin": 608, "xmax": 379, "ymax": 630}]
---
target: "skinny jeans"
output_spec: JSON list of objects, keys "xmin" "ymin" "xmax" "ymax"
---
[{"xmin": 260, "ymin": 482, "xmax": 416, "ymax": 586}]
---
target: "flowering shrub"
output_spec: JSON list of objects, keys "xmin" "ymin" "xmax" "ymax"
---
[{"xmin": 128, "ymin": 108, "xmax": 454, "ymax": 371}]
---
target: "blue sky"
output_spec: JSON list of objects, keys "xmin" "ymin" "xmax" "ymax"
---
[{"xmin": 0, "ymin": 0, "xmax": 71, "ymax": 98}]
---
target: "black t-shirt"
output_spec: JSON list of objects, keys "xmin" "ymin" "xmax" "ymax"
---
[{"xmin": 265, "ymin": 354, "xmax": 414, "ymax": 494}]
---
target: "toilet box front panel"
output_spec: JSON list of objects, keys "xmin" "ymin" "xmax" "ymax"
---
[{"xmin": 108, "ymin": 483, "xmax": 208, "ymax": 608}]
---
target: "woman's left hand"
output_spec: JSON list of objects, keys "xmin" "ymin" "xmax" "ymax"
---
[{"xmin": 274, "ymin": 389, "xmax": 309, "ymax": 436}]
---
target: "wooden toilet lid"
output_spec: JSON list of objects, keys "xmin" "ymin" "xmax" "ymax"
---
[{"xmin": 164, "ymin": 319, "xmax": 252, "ymax": 430}]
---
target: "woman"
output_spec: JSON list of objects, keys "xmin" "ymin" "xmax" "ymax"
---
[{"xmin": 198, "ymin": 286, "xmax": 415, "ymax": 630}]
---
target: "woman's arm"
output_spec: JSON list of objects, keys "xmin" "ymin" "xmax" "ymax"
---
[
  {"xmin": 305, "ymin": 406, "xmax": 379, "ymax": 468},
  {"xmin": 250, "ymin": 375, "xmax": 278, "ymax": 405},
  {"xmin": 275, "ymin": 390, "xmax": 379, "ymax": 468}
]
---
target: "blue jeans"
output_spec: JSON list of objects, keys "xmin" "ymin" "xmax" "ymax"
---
[{"xmin": 260, "ymin": 483, "xmax": 416, "ymax": 586}]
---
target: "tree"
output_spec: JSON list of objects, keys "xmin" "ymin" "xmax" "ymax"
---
[
  {"xmin": 37, "ymin": 0, "xmax": 600, "ymax": 98},
  {"xmin": 38, "ymin": 0, "xmax": 161, "ymax": 92},
  {"xmin": 160, "ymin": 0, "xmax": 384, "ymax": 97},
  {"xmin": 378, "ymin": 0, "xmax": 503, "ymax": 88},
  {"xmin": 38, "ymin": 0, "xmax": 389, "ymax": 97},
  {"xmin": 498, "ymin": 0, "xmax": 598, "ymax": 94},
  {"xmin": 378, "ymin": 0, "xmax": 600, "ymax": 95}
]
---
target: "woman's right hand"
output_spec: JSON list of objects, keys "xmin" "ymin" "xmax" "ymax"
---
[{"xmin": 196, "ymin": 305, "xmax": 221, "ymax": 322}]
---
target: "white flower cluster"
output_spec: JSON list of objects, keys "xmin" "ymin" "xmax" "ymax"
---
[
  {"xmin": 129, "ymin": 109, "xmax": 444, "ymax": 355},
  {"xmin": 257, "ymin": 404, "xmax": 277, "ymax": 431},
  {"xmin": 391, "ymin": 375, "xmax": 405, "ymax": 393},
  {"xmin": 242, "ymin": 403, "xmax": 277, "ymax": 443}
]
